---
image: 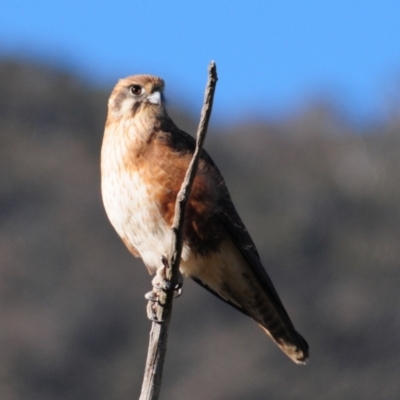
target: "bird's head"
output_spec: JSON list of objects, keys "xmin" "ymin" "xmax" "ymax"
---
[{"xmin": 107, "ymin": 75, "xmax": 165, "ymax": 120}]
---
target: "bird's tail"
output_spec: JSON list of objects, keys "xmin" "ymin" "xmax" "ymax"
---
[
  {"xmin": 258, "ymin": 323, "xmax": 309, "ymax": 364},
  {"xmin": 244, "ymin": 280, "xmax": 309, "ymax": 364},
  {"xmin": 236, "ymin": 265, "xmax": 309, "ymax": 364}
]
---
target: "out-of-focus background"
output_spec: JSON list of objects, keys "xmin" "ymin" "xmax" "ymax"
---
[{"xmin": 1, "ymin": 1, "xmax": 400, "ymax": 399}]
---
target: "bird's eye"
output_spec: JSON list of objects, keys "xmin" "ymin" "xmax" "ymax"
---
[{"xmin": 130, "ymin": 85, "xmax": 144, "ymax": 96}]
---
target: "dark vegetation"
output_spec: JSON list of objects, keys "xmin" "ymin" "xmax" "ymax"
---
[{"xmin": 1, "ymin": 58, "xmax": 400, "ymax": 399}]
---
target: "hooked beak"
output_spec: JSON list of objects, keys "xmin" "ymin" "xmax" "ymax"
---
[{"xmin": 146, "ymin": 91, "xmax": 162, "ymax": 106}]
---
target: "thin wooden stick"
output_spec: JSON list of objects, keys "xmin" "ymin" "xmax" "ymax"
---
[{"xmin": 139, "ymin": 62, "xmax": 218, "ymax": 400}]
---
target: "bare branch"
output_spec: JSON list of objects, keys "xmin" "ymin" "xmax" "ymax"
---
[{"xmin": 139, "ymin": 62, "xmax": 218, "ymax": 400}]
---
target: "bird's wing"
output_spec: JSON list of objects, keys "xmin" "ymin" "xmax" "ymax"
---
[
  {"xmin": 165, "ymin": 125, "xmax": 308, "ymax": 362},
  {"xmin": 216, "ymin": 193, "xmax": 292, "ymax": 321},
  {"xmin": 216, "ymin": 179, "xmax": 309, "ymax": 361},
  {"xmin": 167, "ymin": 125, "xmax": 290, "ymax": 315}
]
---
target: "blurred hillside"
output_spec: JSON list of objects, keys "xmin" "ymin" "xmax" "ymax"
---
[{"xmin": 1, "ymin": 58, "xmax": 400, "ymax": 400}]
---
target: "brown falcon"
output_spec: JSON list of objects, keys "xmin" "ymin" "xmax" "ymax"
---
[{"xmin": 101, "ymin": 75, "xmax": 309, "ymax": 364}]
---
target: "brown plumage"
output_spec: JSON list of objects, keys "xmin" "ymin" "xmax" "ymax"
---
[{"xmin": 101, "ymin": 74, "xmax": 309, "ymax": 364}]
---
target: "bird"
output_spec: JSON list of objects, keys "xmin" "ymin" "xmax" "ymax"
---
[{"xmin": 101, "ymin": 74, "xmax": 309, "ymax": 364}]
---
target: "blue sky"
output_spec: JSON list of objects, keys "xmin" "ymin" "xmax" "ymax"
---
[{"xmin": 1, "ymin": 1, "xmax": 399, "ymax": 124}]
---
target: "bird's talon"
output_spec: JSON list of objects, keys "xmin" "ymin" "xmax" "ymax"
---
[
  {"xmin": 162, "ymin": 279, "xmax": 175, "ymax": 292},
  {"xmin": 174, "ymin": 287, "xmax": 183, "ymax": 298},
  {"xmin": 161, "ymin": 278, "xmax": 183, "ymax": 293}
]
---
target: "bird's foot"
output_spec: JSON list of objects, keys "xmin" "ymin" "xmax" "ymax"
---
[
  {"xmin": 144, "ymin": 257, "xmax": 184, "ymax": 322},
  {"xmin": 152, "ymin": 257, "xmax": 183, "ymax": 296}
]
